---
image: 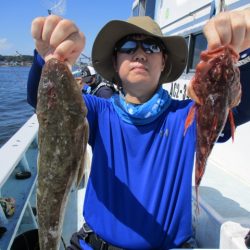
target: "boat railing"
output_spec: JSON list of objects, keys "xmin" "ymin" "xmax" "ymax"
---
[
  {"xmin": 0, "ymin": 114, "xmax": 39, "ymax": 250},
  {"xmin": 0, "ymin": 113, "xmax": 89, "ymax": 250}
]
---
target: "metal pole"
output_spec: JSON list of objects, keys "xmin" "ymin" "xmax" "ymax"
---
[
  {"xmin": 219, "ymin": 0, "xmax": 225, "ymax": 12},
  {"xmin": 215, "ymin": 0, "xmax": 226, "ymax": 15}
]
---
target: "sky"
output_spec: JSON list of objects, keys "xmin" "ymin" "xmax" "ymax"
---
[{"xmin": 0, "ymin": 0, "xmax": 134, "ymax": 58}]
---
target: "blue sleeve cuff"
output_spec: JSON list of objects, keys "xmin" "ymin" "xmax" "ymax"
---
[
  {"xmin": 34, "ymin": 49, "xmax": 45, "ymax": 67},
  {"xmin": 26, "ymin": 50, "xmax": 44, "ymax": 108},
  {"xmin": 237, "ymin": 48, "xmax": 250, "ymax": 69}
]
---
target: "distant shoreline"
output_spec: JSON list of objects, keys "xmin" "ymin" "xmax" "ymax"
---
[
  {"xmin": 0, "ymin": 63, "xmax": 32, "ymax": 67},
  {"xmin": 0, "ymin": 55, "xmax": 33, "ymax": 67}
]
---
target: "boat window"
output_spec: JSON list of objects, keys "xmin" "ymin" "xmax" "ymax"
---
[
  {"xmin": 190, "ymin": 33, "xmax": 207, "ymax": 70},
  {"xmin": 145, "ymin": 0, "xmax": 156, "ymax": 19},
  {"xmin": 184, "ymin": 35, "xmax": 191, "ymax": 73}
]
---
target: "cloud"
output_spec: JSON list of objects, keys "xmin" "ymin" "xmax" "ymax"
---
[{"xmin": 0, "ymin": 38, "xmax": 12, "ymax": 52}]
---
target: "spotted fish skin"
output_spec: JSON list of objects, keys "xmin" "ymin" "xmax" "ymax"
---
[
  {"xmin": 36, "ymin": 58, "xmax": 89, "ymax": 250},
  {"xmin": 185, "ymin": 46, "xmax": 241, "ymax": 191}
]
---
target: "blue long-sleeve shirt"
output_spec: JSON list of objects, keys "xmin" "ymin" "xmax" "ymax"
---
[{"xmin": 27, "ymin": 49, "xmax": 250, "ymax": 249}]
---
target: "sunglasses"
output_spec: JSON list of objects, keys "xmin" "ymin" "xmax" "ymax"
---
[
  {"xmin": 82, "ymin": 76, "xmax": 94, "ymax": 84},
  {"xmin": 115, "ymin": 37, "xmax": 164, "ymax": 55}
]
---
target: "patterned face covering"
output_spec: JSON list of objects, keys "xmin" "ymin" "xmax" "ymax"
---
[{"xmin": 111, "ymin": 86, "xmax": 172, "ymax": 125}]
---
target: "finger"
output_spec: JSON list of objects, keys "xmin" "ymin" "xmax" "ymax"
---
[
  {"xmin": 35, "ymin": 39, "xmax": 51, "ymax": 58},
  {"xmin": 187, "ymin": 81, "xmax": 200, "ymax": 104},
  {"xmin": 244, "ymin": 8, "xmax": 250, "ymax": 41},
  {"xmin": 230, "ymin": 11, "xmax": 246, "ymax": 52},
  {"xmin": 203, "ymin": 18, "xmax": 222, "ymax": 50},
  {"xmin": 241, "ymin": 8, "xmax": 250, "ymax": 51},
  {"xmin": 214, "ymin": 12, "xmax": 232, "ymax": 46},
  {"xmin": 50, "ymin": 19, "xmax": 79, "ymax": 48},
  {"xmin": 42, "ymin": 15, "xmax": 63, "ymax": 42},
  {"xmin": 204, "ymin": 12, "xmax": 233, "ymax": 50},
  {"xmin": 31, "ymin": 17, "xmax": 46, "ymax": 40},
  {"xmin": 53, "ymin": 31, "xmax": 86, "ymax": 65}
]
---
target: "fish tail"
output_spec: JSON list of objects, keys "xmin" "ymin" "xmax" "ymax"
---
[
  {"xmin": 228, "ymin": 110, "xmax": 236, "ymax": 142},
  {"xmin": 184, "ymin": 105, "xmax": 196, "ymax": 135},
  {"xmin": 194, "ymin": 162, "xmax": 205, "ymax": 214},
  {"xmin": 195, "ymin": 166, "xmax": 203, "ymax": 189},
  {"xmin": 212, "ymin": 115, "xmax": 218, "ymax": 131},
  {"xmin": 195, "ymin": 185, "xmax": 200, "ymax": 215}
]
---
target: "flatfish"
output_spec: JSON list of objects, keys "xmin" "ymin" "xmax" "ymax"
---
[
  {"xmin": 36, "ymin": 58, "xmax": 89, "ymax": 250},
  {"xmin": 185, "ymin": 45, "xmax": 241, "ymax": 193}
]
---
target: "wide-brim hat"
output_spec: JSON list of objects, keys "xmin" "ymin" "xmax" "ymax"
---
[{"xmin": 92, "ymin": 16, "xmax": 188, "ymax": 84}]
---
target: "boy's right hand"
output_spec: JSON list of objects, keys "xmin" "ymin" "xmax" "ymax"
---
[{"xmin": 31, "ymin": 15, "xmax": 85, "ymax": 68}]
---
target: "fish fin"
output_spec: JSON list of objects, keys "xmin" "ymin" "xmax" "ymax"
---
[
  {"xmin": 195, "ymin": 157, "xmax": 207, "ymax": 213},
  {"xmin": 76, "ymin": 121, "xmax": 90, "ymax": 187},
  {"xmin": 195, "ymin": 185, "xmax": 200, "ymax": 215},
  {"xmin": 184, "ymin": 105, "xmax": 196, "ymax": 135},
  {"xmin": 210, "ymin": 115, "xmax": 218, "ymax": 141},
  {"xmin": 76, "ymin": 149, "xmax": 89, "ymax": 187},
  {"xmin": 228, "ymin": 110, "xmax": 236, "ymax": 142},
  {"xmin": 187, "ymin": 78, "xmax": 202, "ymax": 104}
]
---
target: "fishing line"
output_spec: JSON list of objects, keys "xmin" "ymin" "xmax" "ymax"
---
[{"xmin": 41, "ymin": 0, "xmax": 67, "ymax": 16}]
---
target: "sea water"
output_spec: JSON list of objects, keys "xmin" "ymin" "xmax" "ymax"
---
[{"xmin": 0, "ymin": 66, "xmax": 34, "ymax": 147}]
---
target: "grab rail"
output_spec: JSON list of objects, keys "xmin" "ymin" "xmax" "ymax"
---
[{"xmin": 0, "ymin": 114, "xmax": 39, "ymax": 250}]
